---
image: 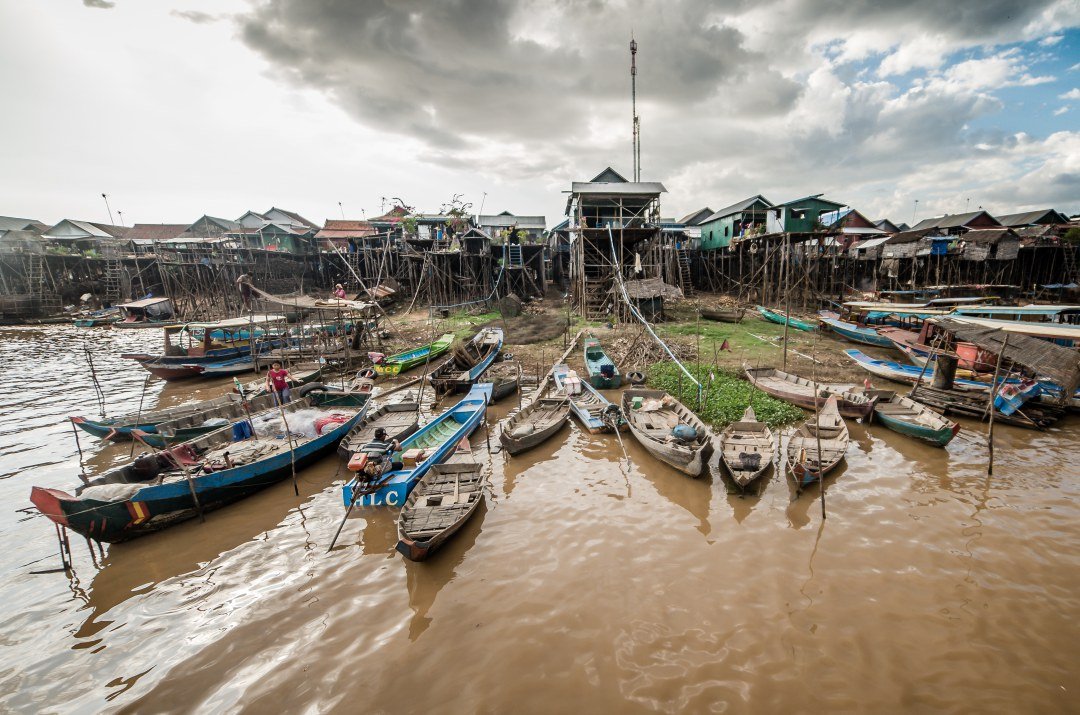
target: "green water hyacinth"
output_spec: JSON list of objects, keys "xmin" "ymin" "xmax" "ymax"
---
[{"xmin": 646, "ymin": 363, "xmax": 804, "ymax": 429}]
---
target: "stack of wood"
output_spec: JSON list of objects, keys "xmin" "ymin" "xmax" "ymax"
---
[{"xmin": 610, "ymin": 334, "xmax": 695, "ymax": 370}]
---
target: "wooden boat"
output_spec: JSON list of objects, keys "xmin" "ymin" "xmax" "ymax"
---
[
  {"xmin": 486, "ymin": 359, "xmax": 521, "ymax": 402},
  {"xmin": 820, "ymin": 317, "xmax": 894, "ymax": 348},
  {"xmin": 71, "ymin": 392, "xmax": 245, "ymax": 443},
  {"xmin": 700, "ymin": 306, "xmax": 745, "ymax": 323},
  {"xmin": 719, "ymin": 406, "xmax": 775, "ymax": 486},
  {"xmin": 867, "ymin": 390, "xmax": 960, "ymax": 447},
  {"xmin": 583, "ymin": 336, "xmax": 621, "ymax": 389},
  {"xmin": 236, "ymin": 362, "xmax": 324, "ymax": 398},
  {"xmin": 744, "ymin": 366, "xmax": 876, "ymax": 419},
  {"xmin": 143, "ymin": 393, "xmax": 279, "ymax": 449},
  {"xmin": 185, "ymin": 356, "xmax": 262, "ymax": 379},
  {"xmin": 785, "ymin": 396, "xmax": 849, "ymax": 487},
  {"xmin": 396, "ymin": 459, "xmax": 485, "ymax": 561},
  {"xmin": 844, "ymin": 349, "xmax": 993, "ymax": 392},
  {"xmin": 499, "ymin": 395, "xmax": 570, "ymax": 455},
  {"xmin": 32, "ymin": 390, "xmax": 371, "ymax": 543},
  {"xmin": 337, "ymin": 401, "xmax": 422, "ymax": 459},
  {"xmin": 428, "ymin": 328, "xmax": 504, "ymax": 395},
  {"xmin": 73, "ymin": 307, "xmax": 120, "ymax": 327},
  {"xmin": 621, "ymin": 388, "xmax": 714, "ymax": 477},
  {"xmin": 342, "ymin": 383, "xmax": 492, "ymax": 507},
  {"xmin": 373, "ymin": 333, "xmax": 455, "ymax": 376},
  {"xmin": 553, "ymin": 363, "xmax": 623, "ymax": 433},
  {"xmin": 756, "ymin": 306, "xmax": 816, "ymax": 332},
  {"xmin": 112, "ymin": 297, "xmax": 175, "ymax": 329},
  {"xmin": 121, "ymin": 316, "xmax": 289, "ymax": 366}
]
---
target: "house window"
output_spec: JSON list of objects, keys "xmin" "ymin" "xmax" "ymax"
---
[{"xmin": 724, "ymin": 226, "xmax": 729, "ymax": 237}]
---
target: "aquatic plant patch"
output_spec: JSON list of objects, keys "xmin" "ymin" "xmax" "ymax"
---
[{"xmin": 646, "ymin": 362, "xmax": 804, "ymax": 428}]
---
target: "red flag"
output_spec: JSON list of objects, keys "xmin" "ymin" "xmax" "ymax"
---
[{"xmin": 720, "ymin": 339, "xmax": 731, "ymax": 352}]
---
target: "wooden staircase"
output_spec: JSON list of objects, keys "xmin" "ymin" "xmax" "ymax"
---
[
  {"xmin": 506, "ymin": 243, "xmax": 524, "ymax": 268},
  {"xmin": 675, "ymin": 248, "xmax": 694, "ymax": 297},
  {"xmin": 1062, "ymin": 242, "xmax": 1079, "ymax": 286}
]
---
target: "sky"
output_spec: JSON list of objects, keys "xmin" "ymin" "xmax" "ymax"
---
[{"xmin": 1, "ymin": 0, "xmax": 1078, "ymax": 229}]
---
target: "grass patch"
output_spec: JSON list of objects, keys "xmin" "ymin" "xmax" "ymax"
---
[{"xmin": 646, "ymin": 362, "xmax": 805, "ymax": 429}]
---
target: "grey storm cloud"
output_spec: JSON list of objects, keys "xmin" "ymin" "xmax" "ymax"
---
[{"xmin": 83, "ymin": 0, "xmax": 115, "ymax": 8}]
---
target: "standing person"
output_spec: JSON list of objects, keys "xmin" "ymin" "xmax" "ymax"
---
[
  {"xmin": 333, "ymin": 283, "xmax": 347, "ymax": 299},
  {"xmin": 266, "ymin": 362, "xmax": 294, "ymax": 405}
]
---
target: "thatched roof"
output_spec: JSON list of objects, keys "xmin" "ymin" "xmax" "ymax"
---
[
  {"xmin": 931, "ymin": 317, "xmax": 1080, "ymax": 395},
  {"xmin": 623, "ymin": 277, "xmax": 683, "ymax": 300}
]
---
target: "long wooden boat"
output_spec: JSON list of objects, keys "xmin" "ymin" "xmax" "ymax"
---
[
  {"xmin": 744, "ymin": 366, "xmax": 876, "ymax": 419},
  {"xmin": 486, "ymin": 360, "xmax": 521, "ymax": 402},
  {"xmin": 73, "ymin": 307, "xmax": 120, "ymax": 327},
  {"xmin": 844, "ymin": 349, "xmax": 992, "ymax": 392},
  {"xmin": 621, "ymin": 388, "xmax": 714, "ymax": 477},
  {"xmin": 122, "ymin": 318, "xmax": 288, "ymax": 366},
  {"xmin": 342, "ymin": 383, "xmax": 491, "ymax": 507},
  {"xmin": 700, "ymin": 306, "xmax": 745, "ymax": 323},
  {"xmin": 236, "ymin": 363, "xmax": 324, "ymax": 398},
  {"xmin": 757, "ymin": 306, "xmax": 816, "ymax": 332},
  {"xmin": 71, "ymin": 393, "xmax": 244, "ymax": 443},
  {"xmin": 32, "ymin": 390, "xmax": 371, "ymax": 543},
  {"xmin": 719, "ymin": 406, "xmax": 775, "ymax": 487},
  {"xmin": 785, "ymin": 396, "xmax": 848, "ymax": 487},
  {"xmin": 868, "ymin": 390, "xmax": 960, "ymax": 447},
  {"xmin": 337, "ymin": 401, "xmax": 422, "ymax": 459},
  {"xmin": 186, "ymin": 356, "xmax": 262, "ymax": 379},
  {"xmin": 373, "ymin": 333, "xmax": 455, "ymax": 376},
  {"xmin": 143, "ymin": 393, "xmax": 279, "ymax": 449},
  {"xmin": 499, "ymin": 396, "xmax": 570, "ymax": 455},
  {"xmin": 396, "ymin": 460, "xmax": 485, "ymax": 561},
  {"xmin": 428, "ymin": 328, "xmax": 504, "ymax": 395},
  {"xmin": 553, "ymin": 363, "xmax": 623, "ymax": 433},
  {"xmin": 820, "ymin": 317, "xmax": 894, "ymax": 348},
  {"xmin": 584, "ymin": 336, "xmax": 622, "ymax": 389}
]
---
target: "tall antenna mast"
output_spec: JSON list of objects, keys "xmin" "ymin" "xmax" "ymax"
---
[{"xmin": 630, "ymin": 35, "xmax": 639, "ymax": 181}]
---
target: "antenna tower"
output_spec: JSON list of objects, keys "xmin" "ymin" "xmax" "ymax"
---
[{"xmin": 631, "ymin": 36, "xmax": 640, "ymax": 181}]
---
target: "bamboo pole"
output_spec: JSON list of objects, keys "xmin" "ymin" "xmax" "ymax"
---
[{"xmin": 986, "ymin": 335, "xmax": 1008, "ymax": 477}]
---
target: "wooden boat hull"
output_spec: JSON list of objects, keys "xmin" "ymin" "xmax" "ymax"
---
[
  {"xmin": 744, "ymin": 367, "xmax": 875, "ymax": 419},
  {"xmin": 237, "ymin": 364, "xmax": 323, "ymax": 398},
  {"xmin": 396, "ymin": 461, "xmax": 484, "ymax": 561},
  {"xmin": 820, "ymin": 317, "xmax": 894, "ymax": 348},
  {"xmin": 785, "ymin": 399, "xmax": 848, "ymax": 487},
  {"xmin": 757, "ymin": 306, "xmax": 816, "ymax": 332},
  {"xmin": 342, "ymin": 384, "xmax": 491, "ymax": 507},
  {"xmin": 554, "ymin": 364, "xmax": 623, "ymax": 433},
  {"xmin": 374, "ymin": 333, "xmax": 454, "ymax": 376},
  {"xmin": 700, "ymin": 308, "xmax": 744, "ymax": 323},
  {"xmin": 873, "ymin": 403, "xmax": 960, "ymax": 446},
  {"xmin": 621, "ymin": 388, "xmax": 714, "ymax": 477},
  {"xmin": 140, "ymin": 361, "xmax": 205, "ymax": 381},
  {"xmin": 71, "ymin": 394, "xmax": 244, "ymax": 443},
  {"xmin": 337, "ymin": 402, "xmax": 422, "ymax": 459},
  {"xmin": 499, "ymin": 397, "xmax": 570, "ymax": 455},
  {"xmin": 33, "ymin": 394, "xmax": 370, "ymax": 543},
  {"xmin": 584, "ymin": 336, "xmax": 622, "ymax": 389},
  {"xmin": 429, "ymin": 329, "xmax": 504, "ymax": 395},
  {"xmin": 719, "ymin": 407, "xmax": 775, "ymax": 487}
]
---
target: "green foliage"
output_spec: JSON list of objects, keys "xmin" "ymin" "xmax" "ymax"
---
[
  {"xmin": 646, "ymin": 362, "xmax": 804, "ymax": 429},
  {"xmin": 1063, "ymin": 227, "xmax": 1080, "ymax": 244},
  {"xmin": 401, "ymin": 216, "xmax": 418, "ymax": 236}
]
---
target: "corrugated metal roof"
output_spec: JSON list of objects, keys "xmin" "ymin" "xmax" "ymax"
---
[
  {"xmin": 910, "ymin": 210, "xmax": 1000, "ymax": 231},
  {"xmin": 995, "ymin": 209, "xmax": 1070, "ymax": 227},
  {"xmin": 853, "ymin": 236, "xmax": 890, "ymax": 249},
  {"xmin": 571, "ymin": 181, "xmax": 666, "ymax": 195},
  {"xmin": 0, "ymin": 216, "xmax": 44, "ymax": 232},
  {"xmin": 126, "ymin": 224, "xmax": 189, "ymax": 241},
  {"xmin": 702, "ymin": 195, "xmax": 772, "ymax": 223},
  {"xmin": 477, "ymin": 213, "xmax": 547, "ymax": 229},
  {"xmin": 117, "ymin": 297, "xmax": 172, "ymax": 308}
]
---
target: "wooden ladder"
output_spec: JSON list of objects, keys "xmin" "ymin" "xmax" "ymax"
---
[
  {"xmin": 676, "ymin": 248, "xmax": 694, "ymax": 297},
  {"xmin": 1062, "ymin": 242, "xmax": 1079, "ymax": 286},
  {"xmin": 506, "ymin": 243, "xmax": 524, "ymax": 268}
]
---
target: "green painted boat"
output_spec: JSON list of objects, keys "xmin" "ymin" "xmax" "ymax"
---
[
  {"xmin": 373, "ymin": 333, "xmax": 455, "ymax": 376},
  {"xmin": 756, "ymin": 306, "xmax": 816, "ymax": 332},
  {"xmin": 869, "ymin": 390, "xmax": 961, "ymax": 447},
  {"xmin": 583, "ymin": 336, "xmax": 621, "ymax": 389}
]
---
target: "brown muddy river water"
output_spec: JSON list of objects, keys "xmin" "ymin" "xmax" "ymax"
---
[{"xmin": 1, "ymin": 325, "xmax": 1078, "ymax": 713}]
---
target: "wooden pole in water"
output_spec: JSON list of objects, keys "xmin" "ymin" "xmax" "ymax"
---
[
  {"xmin": 782, "ymin": 233, "xmax": 792, "ymax": 371},
  {"xmin": 986, "ymin": 335, "xmax": 1008, "ymax": 476},
  {"xmin": 812, "ymin": 330, "xmax": 826, "ymax": 520},
  {"xmin": 275, "ymin": 399, "xmax": 300, "ymax": 496},
  {"xmin": 70, "ymin": 420, "xmax": 89, "ymax": 486},
  {"xmin": 129, "ymin": 374, "xmax": 152, "ymax": 457}
]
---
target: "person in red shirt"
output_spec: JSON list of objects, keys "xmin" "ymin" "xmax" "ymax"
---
[
  {"xmin": 266, "ymin": 362, "xmax": 295, "ymax": 405},
  {"xmin": 333, "ymin": 283, "xmax": 347, "ymax": 299}
]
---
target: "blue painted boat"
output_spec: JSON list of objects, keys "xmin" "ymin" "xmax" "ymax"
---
[
  {"xmin": 869, "ymin": 391, "xmax": 960, "ymax": 446},
  {"xmin": 552, "ymin": 363, "xmax": 623, "ymax": 434},
  {"xmin": 342, "ymin": 383, "xmax": 492, "ymax": 508},
  {"xmin": 820, "ymin": 317, "xmax": 894, "ymax": 348},
  {"xmin": 583, "ymin": 336, "xmax": 621, "ymax": 388},
  {"xmin": 33, "ymin": 390, "xmax": 371, "ymax": 543},
  {"xmin": 429, "ymin": 328, "xmax": 503, "ymax": 395},
  {"xmin": 71, "ymin": 392, "xmax": 248, "ymax": 443},
  {"xmin": 756, "ymin": 306, "xmax": 816, "ymax": 331}
]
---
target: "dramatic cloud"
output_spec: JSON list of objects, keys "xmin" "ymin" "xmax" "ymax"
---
[
  {"xmin": 171, "ymin": 9, "xmax": 219, "ymax": 24},
  {"xmin": 82, "ymin": 0, "xmax": 114, "ymax": 8},
  {"xmin": 229, "ymin": 0, "xmax": 1080, "ymax": 219}
]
